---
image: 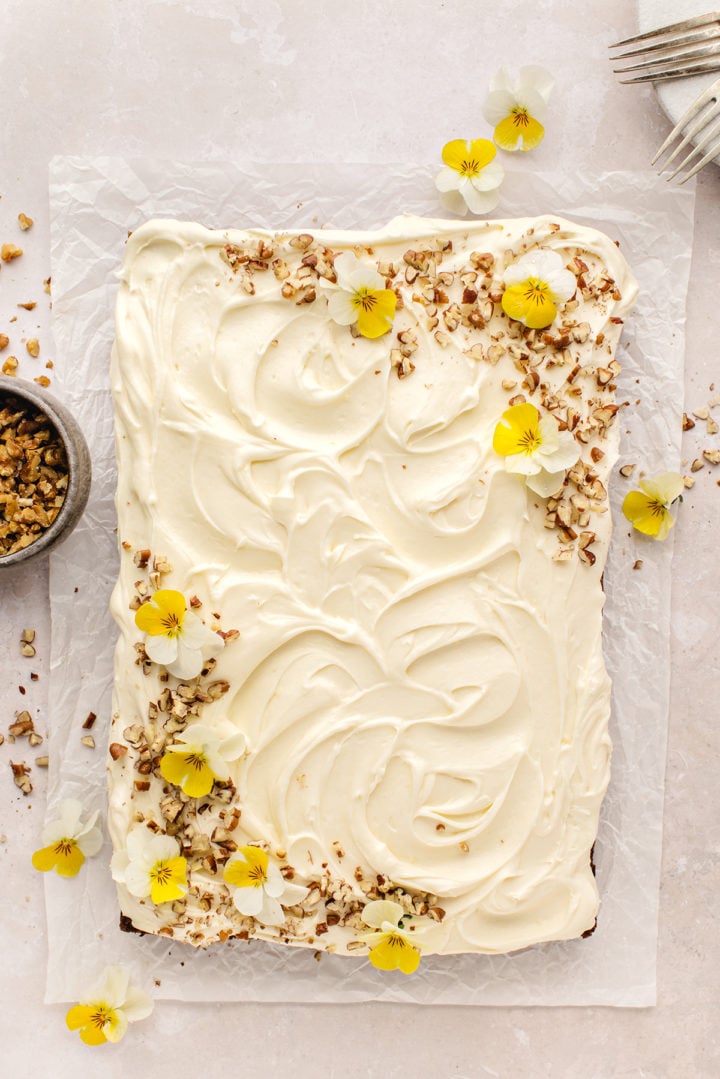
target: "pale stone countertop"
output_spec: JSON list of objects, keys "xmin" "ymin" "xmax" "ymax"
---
[{"xmin": 0, "ymin": 1, "xmax": 718, "ymax": 1076}]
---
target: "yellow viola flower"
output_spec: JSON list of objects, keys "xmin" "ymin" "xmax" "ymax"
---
[
  {"xmin": 32, "ymin": 798, "xmax": 103, "ymax": 878},
  {"xmin": 622, "ymin": 472, "xmax": 684, "ymax": 540},
  {"xmin": 493, "ymin": 402, "xmax": 580, "ymax": 498},
  {"xmin": 110, "ymin": 825, "xmax": 187, "ymax": 905},
  {"xmin": 435, "ymin": 138, "xmax": 505, "ymax": 216},
  {"xmin": 134, "ymin": 588, "xmax": 223, "ymax": 680},
  {"xmin": 360, "ymin": 899, "xmax": 421, "ymax": 975},
  {"xmin": 327, "ymin": 251, "xmax": 397, "ymax": 338},
  {"xmin": 501, "ymin": 249, "xmax": 576, "ymax": 330},
  {"xmin": 160, "ymin": 721, "xmax": 246, "ymax": 798},
  {"xmin": 223, "ymin": 845, "xmax": 307, "ymax": 925},
  {"xmin": 66, "ymin": 966, "xmax": 153, "ymax": 1046},
  {"xmin": 482, "ymin": 65, "xmax": 554, "ymax": 152}
]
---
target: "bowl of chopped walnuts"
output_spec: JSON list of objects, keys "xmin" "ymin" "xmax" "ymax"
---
[{"xmin": 0, "ymin": 376, "xmax": 91, "ymax": 566}]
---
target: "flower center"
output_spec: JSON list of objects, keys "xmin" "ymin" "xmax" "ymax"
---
[
  {"xmin": 183, "ymin": 751, "xmax": 208, "ymax": 772},
  {"xmin": 457, "ymin": 157, "xmax": 483, "ymax": 177},
  {"xmin": 90, "ymin": 1003, "xmax": 116, "ymax": 1030},
  {"xmin": 247, "ymin": 863, "xmax": 268, "ymax": 887},
  {"xmin": 648, "ymin": 498, "xmax": 668, "ymax": 518},
  {"xmin": 511, "ymin": 107, "xmax": 531, "ymax": 129},
  {"xmin": 517, "ymin": 427, "xmax": 542, "ymax": 454},
  {"xmin": 352, "ymin": 287, "xmax": 378, "ymax": 313},
  {"xmin": 150, "ymin": 860, "xmax": 174, "ymax": 886},
  {"xmin": 385, "ymin": 932, "xmax": 408, "ymax": 949},
  {"xmin": 54, "ymin": 838, "xmax": 77, "ymax": 856},
  {"xmin": 523, "ymin": 277, "xmax": 550, "ymax": 306},
  {"xmin": 161, "ymin": 611, "xmax": 183, "ymax": 638}
]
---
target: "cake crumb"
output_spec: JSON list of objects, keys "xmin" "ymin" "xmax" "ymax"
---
[
  {"xmin": 17, "ymin": 214, "xmax": 33, "ymax": 231},
  {"xmin": 1, "ymin": 244, "xmax": 23, "ymax": 262}
]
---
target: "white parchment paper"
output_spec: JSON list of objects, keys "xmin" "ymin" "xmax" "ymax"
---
[{"xmin": 44, "ymin": 157, "xmax": 693, "ymax": 1006}]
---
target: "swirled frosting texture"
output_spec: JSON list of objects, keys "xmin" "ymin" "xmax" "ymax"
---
[{"xmin": 109, "ymin": 215, "xmax": 637, "ymax": 955}]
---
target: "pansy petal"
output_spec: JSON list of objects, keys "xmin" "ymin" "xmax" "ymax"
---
[
  {"xmin": 280, "ymin": 881, "xmax": 310, "ymax": 905},
  {"xmin": 134, "ymin": 602, "xmax": 169, "ymax": 635},
  {"xmin": 482, "ymin": 88, "xmax": 517, "ymax": 125},
  {"xmin": 622, "ymin": 491, "xmax": 667, "ymax": 536},
  {"xmin": 441, "ymin": 138, "xmax": 474, "ymax": 172},
  {"xmin": 54, "ymin": 842, "xmax": 86, "ymax": 878},
  {"xmin": 327, "ymin": 290, "xmax": 358, "ymax": 326},
  {"xmin": 368, "ymin": 933, "xmax": 421, "ymax": 974},
  {"xmin": 504, "ymin": 452, "xmax": 541, "ymax": 477},
  {"xmin": 143, "ymin": 633, "xmax": 179, "ymax": 667},
  {"xmin": 264, "ymin": 862, "xmax": 286, "ymax": 897},
  {"xmin": 362, "ymin": 899, "xmax": 404, "ymax": 929},
  {"xmin": 258, "ymin": 894, "xmax": 286, "ymax": 926},
  {"xmin": 57, "ymin": 798, "xmax": 84, "ymax": 835},
  {"xmin": 469, "ymin": 159, "xmax": 505, "ymax": 192},
  {"xmin": 461, "ymin": 181, "xmax": 501, "ymax": 216},
  {"xmin": 67, "ymin": 1005, "xmax": 108, "ymax": 1045},
  {"xmin": 122, "ymin": 986, "xmax": 154, "ymax": 1023},
  {"xmin": 549, "ymin": 268, "xmax": 578, "ymax": 304},
  {"xmin": 78, "ymin": 826, "xmax": 104, "ymax": 859},
  {"xmin": 438, "ymin": 189, "xmax": 469, "ymax": 217},
  {"xmin": 494, "ymin": 113, "xmax": 545, "ymax": 152},
  {"xmin": 231, "ymin": 884, "xmax": 265, "ymax": 917},
  {"xmin": 218, "ymin": 730, "xmax": 247, "ymax": 761},
  {"xmin": 356, "ymin": 289, "xmax": 396, "ymax": 339},
  {"xmin": 332, "ymin": 251, "xmax": 359, "ymax": 291},
  {"xmin": 100, "ymin": 966, "xmax": 130, "ymax": 1009},
  {"xmin": 641, "ymin": 471, "xmax": 685, "ymax": 505},
  {"xmin": 149, "ymin": 857, "xmax": 187, "ymax": 904},
  {"xmin": 492, "ymin": 403, "xmax": 540, "ymax": 456},
  {"xmin": 180, "ymin": 613, "xmax": 220, "ymax": 650},
  {"xmin": 166, "ymin": 641, "xmax": 204, "ymax": 680},
  {"xmin": 104, "ymin": 1010, "xmax": 128, "ymax": 1044},
  {"xmin": 435, "ymin": 165, "xmax": 462, "ymax": 193},
  {"xmin": 32, "ymin": 844, "xmax": 61, "ymax": 873},
  {"xmin": 526, "ymin": 468, "xmax": 567, "ymax": 498},
  {"xmin": 517, "ymin": 64, "xmax": 555, "ymax": 103}
]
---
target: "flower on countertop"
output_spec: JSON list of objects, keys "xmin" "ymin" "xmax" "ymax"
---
[
  {"xmin": 66, "ymin": 966, "xmax": 153, "ymax": 1046},
  {"xmin": 223, "ymin": 845, "xmax": 308, "ymax": 926},
  {"xmin": 482, "ymin": 65, "xmax": 554, "ymax": 152},
  {"xmin": 31, "ymin": 798, "xmax": 103, "ymax": 878},
  {"xmin": 622, "ymin": 472, "xmax": 684, "ymax": 540},
  {"xmin": 134, "ymin": 588, "xmax": 222, "ymax": 680},
  {"xmin": 326, "ymin": 251, "xmax": 397, "ymax": 339},
  {"xmin": 160, "ymin": 721, "xmax": 247, "ymax": 798},
  {"xmin": 501, "ymin": 249, "xmax": 576, "ymax": 329},
  {"xmin": 110, "ymin": 826, "xmax": 187, "ymax": 905},
  {"xmin": 493, "ymin": 401, "xmax": 580, "ymax": 498},
  {"xmin": 360, "ymin": 899, "xmax": 422, "ymax": 974},
  {"xmin": 435, "ymin": 138, "xmax": 505, "ymax": 216}
]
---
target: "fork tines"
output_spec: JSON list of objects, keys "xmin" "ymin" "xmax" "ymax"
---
[
  {"xmin": 652, "ymin": 76, "xmax": 720, "ymax": 183},
  {"xmin": 610, "ymin": 11, "xmax": 720, "ymax": 82}
]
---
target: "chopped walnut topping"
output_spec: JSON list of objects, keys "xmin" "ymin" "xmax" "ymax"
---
[
  {"xmin": 17, "ymin": 214, "xmax": 33, "ymax": 231},
  {"xmin": 1, "ymin": 245, "xmax": 23, "ymax": 263}
]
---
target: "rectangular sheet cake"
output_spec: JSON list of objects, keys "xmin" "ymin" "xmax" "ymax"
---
[{"xmin": 109, "ymin": 214, "xmax": 636, "ymax": 960}]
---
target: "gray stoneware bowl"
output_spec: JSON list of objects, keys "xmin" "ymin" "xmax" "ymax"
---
[{"xmin": 0, "ymin": 375, "xmax": 92, "ymax": 567}]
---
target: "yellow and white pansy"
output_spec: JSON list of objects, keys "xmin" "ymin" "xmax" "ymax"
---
[
  {"xmin": 134, "ymin": 588, "xmax": 223, "ymax": 680},
  {"xmin": 223, "ymin": 845, "xmax": 308, "ymax": 925},
  {"xmin": 360, "ymin": 899, "xmax": 422, "ymax": 975},
  {"xmin": 501, "ymin": 249, "xmax": 576, "ymax": 329},
  {"xmin": 327, "ymin": 251, "xmax": 397, "ymax": 338},
  {"xmin": 160, "ymin": 721, "xmax": 247, "ymax": 798},
  {"xmin": 435, "ymin": 138, "xmax": 505, "ymax": 216},
  {"xmin": 31, "ymin": 798, "xmax": 103, "ymax": 878},
  {"xmin": 482, "ymin": 65, "xmax": 554, "ymax": 152},
  {"xmin": 66, "ymin": 966, "xmax": 153, "ymax": 1046},
  {"xmin": 493, "ymin": 402, "xmax": 580, "ymax": 498},
  {"xmin": 110, "ymin": 825, "xmax": 188, "ymax": 905},
  {"xmin": 622, "ymin": 472, "xmax": 684, "ymax": 540}
]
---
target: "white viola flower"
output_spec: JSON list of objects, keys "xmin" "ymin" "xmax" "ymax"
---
[
  {"xmin": 435, "ymin": 138, "xmax": 505, "ymax": 216},
  {"xmin": 493, "ymin": 402, "xmax": 580, "ymax": 498},
  {"xmin": 501, "ymin": 249, "xmax": 577, "ymax": 330},
  {"xmin": 134, "ymin": 588, "xmax": 223, "ymax": 680},
  {"xmin": 110, "ymin": 825, "xmax": 188, "ymax": 905},
  {"xmin": 66, "ymin": 966, "xmax": 153, "ymax": 1046},
  {"xmin": 326, "ymin": 251, "xmax": 397, "ymax": 338},
  {"xmin": 222, "ymin": 846, "xmax": 308, "ymax": 926},
  {"xmin": 32, "ymin": 798, "xmax": 103, "ymax": 877},
  {"xmin": 482, "ymin": 65, "xmax": 555, "ymax": 152},
  {"xmin": 360, "ymin": 899, "xmax": 422, "ymax": 974},
  {"xmin": 159, "ymin": 720, "xmax": 247, "ymax": 798}
]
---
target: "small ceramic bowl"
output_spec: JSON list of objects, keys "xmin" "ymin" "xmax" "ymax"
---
[{"xmin": 0, "ymin": 376, "xmax": 92, "ymax": 567}]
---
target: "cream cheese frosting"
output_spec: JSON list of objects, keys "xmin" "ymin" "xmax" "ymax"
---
[{"xmin": 109, "ymin": 214, "xmax": 637, "ymax": 958}]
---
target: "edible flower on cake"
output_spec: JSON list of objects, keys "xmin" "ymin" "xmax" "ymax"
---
[
  {"xmin": 360, "ymin": 899, "xmax": 422, "ymax": 975},
  {"xmin": 110, "ymin": 826, "xmax": 188, "ymax": 905},
  {"xmin": 31, "ymin": 798, "xmax": 103, "ymax": 878},
  {"xmin": 493, "ymin": 401, "xmax": 580, "ymax": 498},
  {"xmin": 434, "ymin": 138, "xmax": 505, "ymax": 216},
  {"xmin": 622, "ymin": 471, "xmax": 684, "ymax": 540},
  {"xmin": 326, "ymin": 251, "xmax": 397, "ymax": 338},
  {"xmin": 501, "ymin": 249, "xmax": 576, "ymax": 329},
  {"xmin": 223, "ymin": 845, "xmax": 308, "ymax": 925},
  {"xmin": 66, "ymin": 966, "xmax": 153, "ymax": 1046},
  {"xmin": 134, "ymin": 588, "xmax": 222, "ymax": 679},
  {"xmin": 160, "ymin": 721, "xmax": 247, "ymax": 797},
  {"xmin": 482, "ymin": 65, "xmax": 554, "ymax": 152}
]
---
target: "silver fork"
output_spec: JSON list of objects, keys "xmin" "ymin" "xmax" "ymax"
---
[
  {"xmin": 651, "ymin": 76, "xmax": 720, "ymax": 182},
  {"xmin": 610, "ymin": 11, "xmax": 720, "ymax": 82}
]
